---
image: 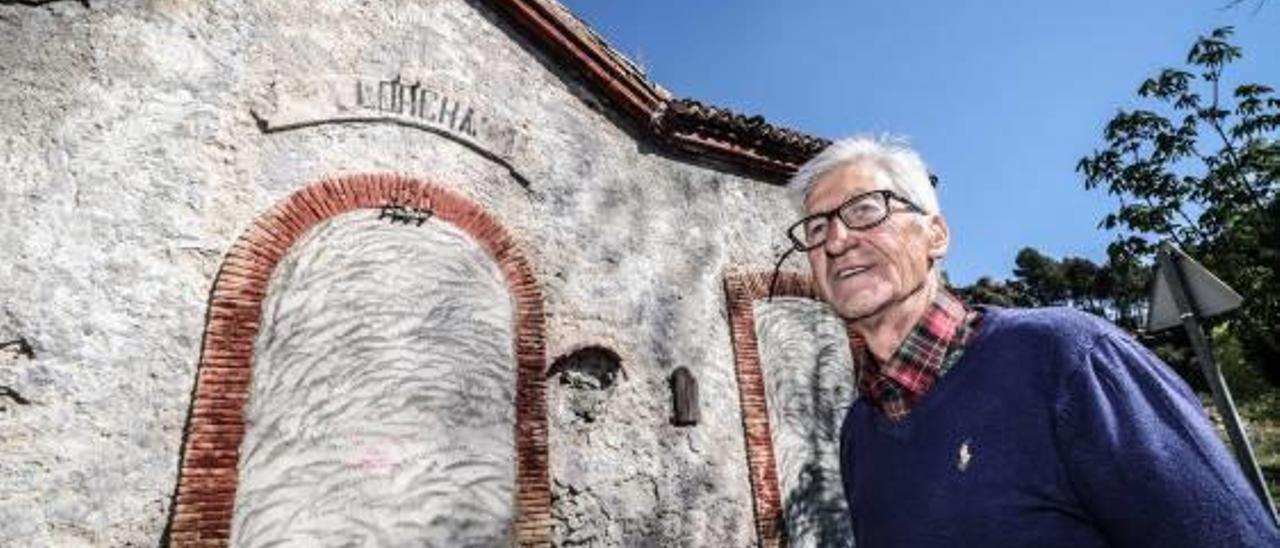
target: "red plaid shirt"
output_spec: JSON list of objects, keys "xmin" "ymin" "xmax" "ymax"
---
[{"xmin": 854, "ymin": 288, "xmax": 982, "ymax": 422}]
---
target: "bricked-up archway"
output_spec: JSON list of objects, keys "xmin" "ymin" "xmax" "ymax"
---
[
  {"xmin": 167, "ymin": 175, "xmax": 550, "ymax": 547},
  {"xmin": 723, "ymin": 271, "xmax": 862, "ymax": 548}
]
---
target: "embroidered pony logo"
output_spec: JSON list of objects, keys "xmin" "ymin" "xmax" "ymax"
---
[{"xmin": 958, "ymin": 439, "xmax": 974, "ymax": 472}]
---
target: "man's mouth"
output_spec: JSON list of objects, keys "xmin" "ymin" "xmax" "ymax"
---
[{"xmin": 833, "ymin": 265, "xmax": 872, "ymax": 280}]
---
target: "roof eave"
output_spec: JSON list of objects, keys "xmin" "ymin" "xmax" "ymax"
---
[{"xmin": 486, "ymin": 0, "xmax": 831, "ymax": 183}]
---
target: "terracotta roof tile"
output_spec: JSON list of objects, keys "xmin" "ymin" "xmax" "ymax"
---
[{"xmin": 489, "ymin": 0, "xmax": 831, "ymax": 182}]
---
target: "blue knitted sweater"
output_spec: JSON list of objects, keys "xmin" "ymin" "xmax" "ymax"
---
[{"xmin": 839, "ymin": 307, "xmax": 1279, "ymax": 547}]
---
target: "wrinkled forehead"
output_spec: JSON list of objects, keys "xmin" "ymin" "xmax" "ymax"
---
[{"xmin": 803, "ymin": 161, "xmax": 892, "ymax": 213}]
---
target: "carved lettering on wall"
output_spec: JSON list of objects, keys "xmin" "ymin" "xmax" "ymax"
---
[
  {"xmin": 355, "ymin": 77, "xmax": 482, "ymax": 138},
  {"xmin": 250, "ymin": 75, "xmax": 534, "ymax": 187}
]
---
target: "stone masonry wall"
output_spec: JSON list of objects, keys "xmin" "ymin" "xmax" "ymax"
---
[{"xmin": 0, "ymin": 1, "xmax": 828, "ymax": 546}]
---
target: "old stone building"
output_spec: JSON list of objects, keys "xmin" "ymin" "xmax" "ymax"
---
[{"xmin": 0, "ymin": 1, "xmax": 858, "ymax": 546}]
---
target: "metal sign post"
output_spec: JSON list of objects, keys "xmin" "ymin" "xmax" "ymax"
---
[{"xmin": 1150, "ymin": 242, "xmax": 1278, "ymax": 524}]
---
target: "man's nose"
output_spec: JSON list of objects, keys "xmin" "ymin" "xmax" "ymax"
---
[{"xmin": 823, "ymin": 218, "xmax": 858, "ymax": 257}]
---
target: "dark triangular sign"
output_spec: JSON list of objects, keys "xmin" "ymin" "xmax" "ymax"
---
[{"xmin": 1147, "ymin": 243, "xmax": 1244, "ymax": 331}]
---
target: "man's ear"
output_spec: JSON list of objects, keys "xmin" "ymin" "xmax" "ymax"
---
[{"xmin": 926, "ymin": 214, "xmax": 950, "ymax": 260}]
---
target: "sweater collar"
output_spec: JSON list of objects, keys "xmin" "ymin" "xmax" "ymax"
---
[{"xmin": 853, "ymin": 288, "xmax": 980, "ymax": 421}]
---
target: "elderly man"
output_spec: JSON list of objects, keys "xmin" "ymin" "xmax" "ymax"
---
[{"xmin": 785, "ymin": 136, "xmax": 1279, "ymax": 547}]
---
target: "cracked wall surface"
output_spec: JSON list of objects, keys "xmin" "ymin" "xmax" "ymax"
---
[{"xmin": 0, "ymin": 0, "xmax": 829, "ymax": 546}]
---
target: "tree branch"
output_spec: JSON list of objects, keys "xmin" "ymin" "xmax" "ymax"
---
[{"xmin": 1208, "ymin": 66, "xmax": 1268, "ymax": 209}]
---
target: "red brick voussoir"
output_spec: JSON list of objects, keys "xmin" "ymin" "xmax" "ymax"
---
[
  {"xmin": 723, "ymin": 271, "xmax": 860, "ymax": 548},
  {"xmin": 168, "ymin": 174, "xmax": 552, "ymax": 547}
]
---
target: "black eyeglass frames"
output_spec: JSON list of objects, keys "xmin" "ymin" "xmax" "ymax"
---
[{"xmin": 784, "ymin": 190, "xmax": 924, "ymax": 252}]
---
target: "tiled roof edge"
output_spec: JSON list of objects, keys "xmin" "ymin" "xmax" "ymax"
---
[{"xmin": 487, "ymin": 0, "xmax": 831, "ymax": 182}]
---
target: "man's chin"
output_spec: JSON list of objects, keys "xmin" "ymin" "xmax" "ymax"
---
[{"xmin": 831, "ymin": 294, "xmax": 889, "ymax": 322}]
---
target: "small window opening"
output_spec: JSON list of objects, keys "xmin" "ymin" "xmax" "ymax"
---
[{"xmin": 548, "ymin": 346, "xmax": 622, "ymax": 424}]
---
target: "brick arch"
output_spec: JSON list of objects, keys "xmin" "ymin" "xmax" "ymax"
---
[
  {"xmin": 167, "ymin": 174, "xmax": 550, "ymax": 547},
  {"xmin": 723, "ymin": 271, "xmax": 862, "ymax": 548}
]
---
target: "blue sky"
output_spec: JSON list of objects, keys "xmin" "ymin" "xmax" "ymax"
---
[{"xmin": 560, "ymin": 0, "xmax": 1279, "ymax": 285}]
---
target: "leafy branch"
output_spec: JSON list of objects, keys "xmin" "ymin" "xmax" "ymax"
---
[{"xmin": 1078, "ymin": 26, "xmax": 1280, "ymax": 382}]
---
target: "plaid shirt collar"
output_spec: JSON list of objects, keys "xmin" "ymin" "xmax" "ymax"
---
[{"xmin": 853, "ymin": 288, "xmax": 981, "ymax": 422}]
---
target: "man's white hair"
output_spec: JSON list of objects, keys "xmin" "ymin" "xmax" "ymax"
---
[{"xmin": 787, "ymin": 135, "xmax": 939, "ymax": 215}]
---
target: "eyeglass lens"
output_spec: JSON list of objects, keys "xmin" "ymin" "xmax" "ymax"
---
[{"xmin": 798, "ymin": 192, "xmax": 889, "ymax": 248}]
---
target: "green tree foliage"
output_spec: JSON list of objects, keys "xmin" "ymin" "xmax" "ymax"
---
[
  {"xmin": 1104, "ymin": 245, "xmax": 1151, "ymax": 331},
  {"xmin": 959, "ymin": 246, "xmax": 1148, "ymax": 329},
  {"xmin": 1076, "ymin": 27, "xmax": 1280, "ymax": 383},
  {"xmin": 1012, "ymin": 248, "xmax": 1067, "ymax": 305},
  {"xmin": 954, "ymin": 246, "xmax": 1204, "ymax": 388},
  {"xmin": 953, "ymin": 276, "xmax": 1035, "ymax": 309}
]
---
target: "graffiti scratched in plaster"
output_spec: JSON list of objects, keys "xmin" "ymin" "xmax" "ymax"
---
[
  {"xmin": 379, "ymin": 198, "xmax": 435, "ymax": 226},
  {"xmin": 233, "ymin": 210, "xmax": 517, "ymax": 547}
]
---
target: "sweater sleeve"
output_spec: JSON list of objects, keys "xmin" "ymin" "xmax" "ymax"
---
[{"xmin": 1053, "ymin": 330, "xmax": 1279, "ymax": 548}]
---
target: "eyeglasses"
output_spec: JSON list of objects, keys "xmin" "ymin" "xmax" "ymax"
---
[{"xmin": 785, "ymin": 190, "xmax": 924, "ymax": 252}]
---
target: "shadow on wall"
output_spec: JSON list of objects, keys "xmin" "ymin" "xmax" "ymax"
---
[
  {"xmin": 758, "ymin": 298, "xmax": 856, "ymax": 548},
  {"xmin": 783, "ymin": 337, "xmax": 856, "ymax": 548},
  {"xmin": 725, "ymin": 271, "xmax": 857, "ymax": 548}
]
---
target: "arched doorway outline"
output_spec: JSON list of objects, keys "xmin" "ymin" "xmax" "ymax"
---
[
  {"xmin": 167, "ymin": 174, "xmax": 551, "ymax": 547},
  {"xmin": 723, "ymin": 271, "xmax": 862, "ymax": 548}
]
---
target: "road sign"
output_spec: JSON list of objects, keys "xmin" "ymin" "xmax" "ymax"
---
[
  {"xmin": 1150, "ymin": 241, "xmax": 1277, "ymax": 525},
  {"xmin": 1147, "ymin": 244, "xmax": 1243, "ymax": 332}
]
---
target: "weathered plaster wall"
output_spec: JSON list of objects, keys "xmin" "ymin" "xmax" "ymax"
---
[
  {"xmin": 235, "ymin": 211, "xmax": 516, "ymax": 546},
  {"xmin": 756, "ymin": 299, "xmax": 857, "ymax": 548},
  {"xmin": 1, "ymin": 0, "xmax": 818, "ymax": 546}
]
